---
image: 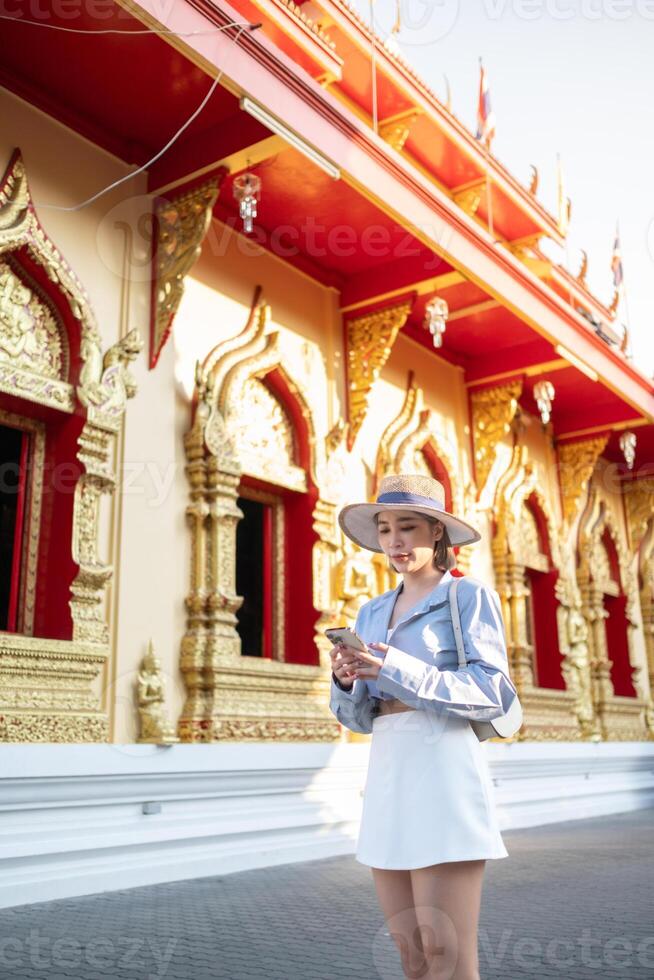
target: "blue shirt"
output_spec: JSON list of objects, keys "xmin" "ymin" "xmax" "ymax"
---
[{"xmin": 329, "ymin": 570, "xmax": 518, "ymax": 735}]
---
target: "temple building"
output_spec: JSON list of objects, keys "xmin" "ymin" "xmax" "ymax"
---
[{"xmin": 1, "ymin": 0, "xmax": 653, "ymax": 907}]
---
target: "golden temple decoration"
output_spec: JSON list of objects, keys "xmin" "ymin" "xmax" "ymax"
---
[
  {"xmin": 577, "ymin": 485, "xmax": 648, "ymax": 740},
  {"xmin": 335, "ymin": 537, "xmax": 377, "ymax": 622},
  {"xmin": 312, "ymin": 496, "xmax": 341, "ymax": 668},
  {"xmin": 378, "ymin": 109, "xmax": 422, "ymax": 152},
  {"xmin": 346, "ymin": 300, "xmax": 412, "ymax": 449},
  {"xmin": 507, "ymin": 237, "xmax": 550, "ymax": 277},
  {"xmin": 77, "ymin": 328, "xmax": 142, "ymax": 426},
  {"xmin": 0, "ymin": 149, "xmax": 143, "ymax": 742},
  {"xmin": 136, "ymin": 640, "xmax": 179, "ymax": 744},
  {"xmin": 375, "ymin": 373, "xmax": 421, "ymax": 489},
  {"xmin": 376, "ymin": 376, "xmax": 458, "ymax": 486},
  {"xmin": 608, "ymin": 288, "xmax": 620, "ymax": 317},
  {"xmin": 151, "ymin": 176, "xmax": 222, "ymax": 370},
  {"xmin": 0, "ymin": 635, "xmax": 108, "ymax": 742},
  {"xmin": 624, "ymin": 479, "xmax": 654, "ymax": 551},
  {"xmin": 73, "ymin": 328, "xmax": 143, "ymax": 646},
  {"xmin": 623, "ymin": 479, "xmax": 654, "ymax": 737},
  {"xmin": 491, "ymin": 444, "xmax": 583, "ymax": 740},
  {"xmin": 528, "ymin": 165, "xmax": 538, "ymax": 195},
  {"xmin": 180, "ymin": 286, "xmax": 339, "ymax": 742},
  {"xmin": 0, "ymin": 261, "xmax": 65, "ymax": 378},
  {"xmin": 576, "ymin": 249, "xmax": 588, "ymax": 286},
  {"xmin": 277, "ymin": 0, "xmax": 337, "ymax": 49},
  {"xmin": 556, "ymin": 576, "xmax": 596, "ymax": 738},
  {"xmin": 0, "ymin": 150, "xmax": 98, "ymax": 414},
  {"xmin": 453, "ymin": 186, "xmax": 482, "ymax": 217},
  {"xmin": 470, "ymin": 380, "xmax": 522, "ymax": 496},
  {"xmin": 636, "ymin": 521, "xmax": 654, "ymax": 737},
  {"xmin": 557, "ymin": 434, "xmax": 608, "ymax": 528}
]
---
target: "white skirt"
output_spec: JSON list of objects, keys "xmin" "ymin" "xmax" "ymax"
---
[{"xmin": 355, "ymin": 707, "xmax": 509, "ymax": 870}]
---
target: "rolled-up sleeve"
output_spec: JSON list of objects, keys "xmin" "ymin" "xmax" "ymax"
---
[
  {"xmin": 376, "ymin": 581, "xmax": 518, "ymax": 721},
  {"xmin": 328, "ymin": 610, "xmax": 378, "ymax": 734}
]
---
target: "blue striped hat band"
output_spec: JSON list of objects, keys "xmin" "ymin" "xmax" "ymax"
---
[{"xmin": 376, "ymin": 491, "xmax": 445, "ymax": 511}]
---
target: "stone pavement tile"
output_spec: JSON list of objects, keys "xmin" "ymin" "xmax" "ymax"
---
[{"xmin": 0, "ymin": 807, "xmax": 653, "ymax": 980}]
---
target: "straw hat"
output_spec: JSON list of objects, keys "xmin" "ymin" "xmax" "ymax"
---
[{"xmin": 338, "ymin": 473, "xmax": 481, "ymax": 552}]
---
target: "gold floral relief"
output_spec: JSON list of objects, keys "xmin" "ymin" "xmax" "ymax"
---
[
  {"xmin": 229, "ymin": 375, "xmax": 307, "ymax": 492},
  {"xmin": 557, "ymin": 435, "xmax": 609, "ymax": 528},
  {"xmin": 623, "ymin": 479, "xmax": 654, "ymax": 552},
  {"xmin": 345, "ymin": 300, "xmax": 412, "ymax": 449},
  {"xmin": 0, "ymin": 260, "xmax": 65, "ymax": 378},
  {"xmin": 470, "ymin": 380, "xmax": 522, "ymax": 496},
  {"xmin": 151, "ymin": 176, "xmax": 222, "ymax": 369}
]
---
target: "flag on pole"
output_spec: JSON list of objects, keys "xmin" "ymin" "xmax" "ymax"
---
[
  {"xmin": 611, "ymin": 224, "xmax": 624, "ymax": 288},
  {"xmin": 475, "ymin": 59, "xmax": 495, "ymax": 147},
  {"xmin": 556, "ymin": 153, "xmax": 570, "ymax": 236}
]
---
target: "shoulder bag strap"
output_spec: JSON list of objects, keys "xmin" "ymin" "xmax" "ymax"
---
[{"xmin": 448, "ymin": 577, "xmax": 467, "ymax": 670}]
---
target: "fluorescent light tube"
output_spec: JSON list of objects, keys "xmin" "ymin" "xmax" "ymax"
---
[
  {"xmin": 555, "ymin": 344, "xmax": 598, "ymax": 382},
  {"xmin": 240, "ymin": 97, "xmax": 341, "ymax": 179}
]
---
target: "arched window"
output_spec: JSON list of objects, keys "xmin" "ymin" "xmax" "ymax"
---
[
  {"xmin": 231, "ymin": 368, "xmax": 318, "ymax": 665},
  {"xmin": 0, "ymin": 255, "xmax": 86, "ymax": 641},
  {"xmin": 599, "ymin": 528, "xmax": 636, "ymax": 698},
  {"xmin": 521, "ymin": 495, "xmax": 566, "ymax": 691}
]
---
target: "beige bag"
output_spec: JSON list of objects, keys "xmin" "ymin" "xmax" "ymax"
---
[{"xmin": 448, "ymin": 577, "xmax": 523, "ymax": 742}]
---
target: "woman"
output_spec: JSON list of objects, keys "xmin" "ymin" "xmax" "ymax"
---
[{"xmin": 329, "ymin": 474, "xmax": 517, "ymax": 980}]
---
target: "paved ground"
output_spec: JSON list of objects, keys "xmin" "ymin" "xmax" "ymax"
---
[{"xmin": 0, "ymin": 807, "xmax": 653, "ymax": 980}]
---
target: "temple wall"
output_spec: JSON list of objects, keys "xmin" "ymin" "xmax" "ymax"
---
[{"xmin": 0, "ymin": 87, "xmax": 650, "ymax": 744}]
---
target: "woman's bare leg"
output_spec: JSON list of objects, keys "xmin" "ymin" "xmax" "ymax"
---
[
  {"xmin": 409, "ymin": 859, "xmax": 486, "ymax": 980},
  {"xmin": 371, "ymin": 867, "xmax": 428, "ymax": 978}
]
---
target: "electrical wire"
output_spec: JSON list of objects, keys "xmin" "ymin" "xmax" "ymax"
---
[{"xmin": 28, "ymin": 21, "xmax": 259, "ymax": 212}]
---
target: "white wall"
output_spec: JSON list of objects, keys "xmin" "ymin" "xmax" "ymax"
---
[{"xmin": 1, "ymin": 741, "xmax": 653, "ymax": 909}]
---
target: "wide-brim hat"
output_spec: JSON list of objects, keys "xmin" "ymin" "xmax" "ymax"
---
[{"xmin": 338, "ymin": 474, "xmax": 481, "ymax": 552}]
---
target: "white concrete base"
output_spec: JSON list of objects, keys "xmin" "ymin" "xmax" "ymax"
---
[{"xmin": 1, "ymin": 740, "xmax": 653, "ymax": 909}]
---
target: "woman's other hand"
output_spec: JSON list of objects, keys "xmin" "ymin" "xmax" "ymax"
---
[{"xmin": 350, "ymin": 641, "xmax": 388, "ymax": 682}]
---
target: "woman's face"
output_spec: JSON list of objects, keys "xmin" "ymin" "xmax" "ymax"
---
[{"xmin": 376, "ymin": 510, "xmax": 443, "ymax": 573}]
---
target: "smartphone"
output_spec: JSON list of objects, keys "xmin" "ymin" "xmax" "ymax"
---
[{"xmin": 325, "ymin": 626, "xmax": 368, "ymax": 653}]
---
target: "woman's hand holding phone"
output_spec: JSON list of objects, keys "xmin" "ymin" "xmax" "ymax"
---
[
  {"xmin": 329, "ymin": 640, "xmax": 360, "ymax": 690},
  {"xmin": 328, "ymin": 634, "xmax": 389, "ymax": 689}
]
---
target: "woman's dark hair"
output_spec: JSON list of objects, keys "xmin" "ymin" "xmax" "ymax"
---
[
  {"xmin": 374, "ymin": 511, "xmax": 457, "ymax": 571},
  {"xmin": 424, "ymin": 514, "xmax": 456, "ymax": 571}
]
